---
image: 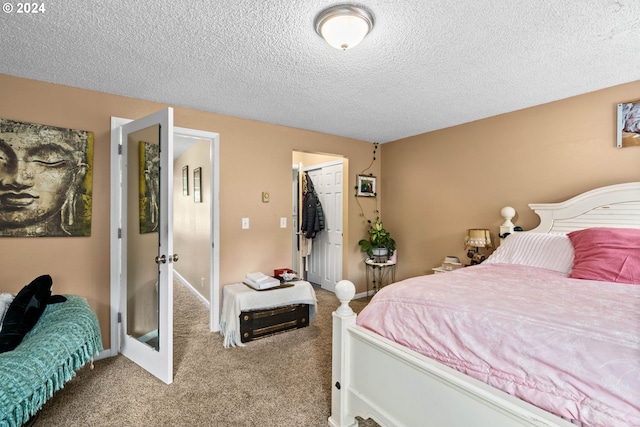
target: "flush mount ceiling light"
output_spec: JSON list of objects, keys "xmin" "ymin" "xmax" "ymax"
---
[{"xmin": 314, "ymin": 5, "xmax": 374, "ymax": 50}]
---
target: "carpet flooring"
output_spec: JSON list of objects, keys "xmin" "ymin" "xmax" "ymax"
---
[{"xmin": 32, "ymin": 280, "xmax": 377, "ymax": 427}]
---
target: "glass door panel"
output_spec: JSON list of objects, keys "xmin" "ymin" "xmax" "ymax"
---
[
  {"xmin": 119, "ymin": 107, "xmax": 174, "ymax": 384},
  {"xmin": 126, "ymin": 125, "xmax": 161, "ymax": 350}
]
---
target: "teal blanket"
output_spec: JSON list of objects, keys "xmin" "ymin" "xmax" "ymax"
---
[{"xmin": 0, "ymin": 295, "xmax": 103, "ymax": 427}]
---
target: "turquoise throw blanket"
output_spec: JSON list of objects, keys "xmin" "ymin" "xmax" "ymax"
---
[{"xmin": 0, "ymin": 295, "xmax": 102, "ymax": 427}]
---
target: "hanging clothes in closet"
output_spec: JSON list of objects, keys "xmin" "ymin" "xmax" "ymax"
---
[
  {"xmin": 301, "ymin": 172, "xmax": 325, "ymax": 239},
  {"xmin": 300, "ymin": 172, "xmax": 325, "ymax": 276}
]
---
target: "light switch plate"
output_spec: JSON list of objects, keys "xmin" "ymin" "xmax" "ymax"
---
[
  {"xmin": 280, "ymin": 217, "xmax": 287, "ymax": 228},
  {"xmin": 262, "ymin": 192, "xmax": 270, "ymax": 203},
  {"xmin": 242, "ymin": 218, "xmax": 249, "ymax": 229}
]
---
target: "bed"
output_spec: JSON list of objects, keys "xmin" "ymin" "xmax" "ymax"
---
[
  {"xmin": 0, "ymin": 275, "xmax": 103, "ymax": 427},
  {"xmin": 329, "ymin": 182, "xmax": 640, "ymax": 427}
]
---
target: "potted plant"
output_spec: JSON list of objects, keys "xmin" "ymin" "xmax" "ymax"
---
[{"xmin": 358, "ymin": 218, "xmax": 396, "ymax": 262}]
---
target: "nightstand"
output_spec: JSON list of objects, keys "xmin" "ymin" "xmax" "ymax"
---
[{"xmin": 432, "ymin": 259, "xmax": 463, "ymax": 274}]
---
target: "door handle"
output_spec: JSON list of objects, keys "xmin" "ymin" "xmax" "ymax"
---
[{"xmin": 155, "ymin": 254, "xmax": 178, "ymax": 264}]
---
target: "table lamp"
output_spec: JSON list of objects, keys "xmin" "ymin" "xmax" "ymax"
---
[{"xmin": 465, "ymin": 229, "xmax": 492, "ymax": 265}]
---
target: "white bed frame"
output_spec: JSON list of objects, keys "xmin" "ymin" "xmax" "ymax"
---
[{"xmin": 329, "ymin": 182, "xmax": 640, "ymax": 427}]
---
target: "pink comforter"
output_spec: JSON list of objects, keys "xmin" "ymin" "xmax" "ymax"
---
[{"xmin": 356, "ymin": 264, "xmax": 640, "ymax": 427}]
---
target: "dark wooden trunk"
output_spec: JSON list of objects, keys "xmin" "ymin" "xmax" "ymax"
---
[{"xmin": 239, "ymin": 304, "xmax": 310, "ymax": 343}]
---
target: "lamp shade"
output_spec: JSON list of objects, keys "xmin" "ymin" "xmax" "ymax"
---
[
  {"xmin": 315, "ymin": 5, "xmax": 373, "ymax": 50},
  {"xmin": 465, "ymin": 229, "xmax": 492, "ymax": 248}
]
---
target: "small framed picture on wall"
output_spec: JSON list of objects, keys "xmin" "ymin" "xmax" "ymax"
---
[
  {"xmin": 617, "ymin": 100, "xmax": 640, "ymax": 148},
  {"xmin": 182, "ymin": 166, "xmax": 189, "ymax": 196},
  {"xmin": 193, "ymin": 167, "xmax": 202, "ymax": 203},
  {"xmin": 357, "ymin": 175, "xmax": 376, "ymax": 197}
]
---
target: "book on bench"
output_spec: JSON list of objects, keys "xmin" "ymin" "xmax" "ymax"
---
[{"xmin": 243, "ymin": 272, "xmax": 280, "ymax": 290}]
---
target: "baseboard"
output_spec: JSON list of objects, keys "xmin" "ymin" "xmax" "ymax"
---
[
  {"xmin": 354, "ymin": 290, "xmax": 373, "ymax": 300},
  {"xmin": 94, "ymin": 348, "xmax": 114, "ymax": 361},
  {"xmin": 173, "ymin": 270, "xmax": 210, "ymax": 309}
]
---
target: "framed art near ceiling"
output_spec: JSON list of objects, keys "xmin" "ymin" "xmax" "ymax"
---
[
  {"xmin": 194, "ymin": 167, "xmax": 202, "ymax": 203},
  {"xmin": 617, "ymin": 100, "xmax": 640, "ymax": 148},
  {"xmin": 0, "ymin": 117, "xmax": 94, "ymax": 237},
  {"xmin": 357, "ymin": 175, "xmax": 376, "ymax": 197},
  {"xmin": 182, "ymin": 165, "xmax": 189, "ymax": 196}
]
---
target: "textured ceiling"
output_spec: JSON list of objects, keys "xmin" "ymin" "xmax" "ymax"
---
[{"xmin": 1, "ymin": 0, "xmax": 639, "ymax": 143}]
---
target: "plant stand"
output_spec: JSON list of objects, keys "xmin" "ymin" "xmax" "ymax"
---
[{"xmin": 364, "ymin": 259, "xmax": 396, "ymax": 297}]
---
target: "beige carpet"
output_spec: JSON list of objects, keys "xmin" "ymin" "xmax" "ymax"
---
[{"xmin": 33, "ymin": 280, "xmax": 377, "ymax": 427}]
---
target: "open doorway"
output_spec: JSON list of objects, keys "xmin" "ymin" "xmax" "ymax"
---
[
  {"xmin": 171, "ymin": 128, "xmax": 220, "ymax": 333},
  {"xmin": 292, "ymin": 151, "xmax": 347, "ymax": 293}
]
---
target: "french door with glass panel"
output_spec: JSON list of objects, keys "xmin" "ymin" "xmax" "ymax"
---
[{"xmin": 117, "ymin": 108, "xmax": 174, "ymax": 384}]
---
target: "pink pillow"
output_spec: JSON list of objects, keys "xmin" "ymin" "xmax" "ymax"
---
[{"xmin": 568, "ymin": 227, "xmax": 640, "ymax": 284}]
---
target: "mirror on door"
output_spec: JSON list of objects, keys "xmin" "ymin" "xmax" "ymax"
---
[{"xmin": 126, "ymin": 124, "xmax": 161, "ymax": 351}]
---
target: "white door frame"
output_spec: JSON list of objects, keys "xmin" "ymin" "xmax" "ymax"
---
[{"xmin": 109, "ymin": 117, "xmax": 220, "ymax": 357}]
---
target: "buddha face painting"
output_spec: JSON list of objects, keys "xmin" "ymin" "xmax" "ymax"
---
[{"xmin": 0, "ymin": 118, "xmax": 93, "ymax": 237}]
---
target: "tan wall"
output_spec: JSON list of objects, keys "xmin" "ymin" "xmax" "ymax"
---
[
  {"xmin": 0, "ymin": 74, "xmax": 379, "ymax": 349},
  {"xmin": 381, "ymin": 80, "xmax": 640, "ymax": 281}
]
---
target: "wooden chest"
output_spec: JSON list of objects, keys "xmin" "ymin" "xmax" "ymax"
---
[{"xmin": 239, "ymin": 303, "xmax": 310, "ymax": 343}]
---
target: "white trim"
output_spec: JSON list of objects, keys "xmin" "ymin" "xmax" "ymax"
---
[
  {"xmin": 108, "ymin": 117, "xmax": 128, "ymax": 358},
  {"xmin": 353, "ymin": 290, "xmax": 370, "ymax": 300},
  {"xmin": 94, "ymin": 349, "xmax": 112, "ymax": 361}
]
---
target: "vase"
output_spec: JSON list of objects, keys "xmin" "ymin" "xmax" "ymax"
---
[{"xmin": 371, "ymin": 247, "xmax": 388, "ymax": 263}]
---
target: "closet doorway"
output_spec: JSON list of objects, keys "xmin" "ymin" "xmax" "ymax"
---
[{"xmin": 293, "ymin": 151, "xmax": 346, "ymax": 293}]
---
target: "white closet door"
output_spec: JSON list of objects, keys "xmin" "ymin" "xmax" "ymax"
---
[{"xmin": 305, "ymin": 162, "xmax": 343, "ymax": 292}]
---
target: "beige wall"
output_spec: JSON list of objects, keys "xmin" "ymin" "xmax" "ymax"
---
[
  {"xmin": 381, "ymin": 80, "xmax": 640, "ymax": 281},
  {"xmin": 0, "ymin": 74, "xmax": 379, "ymax": 349}
]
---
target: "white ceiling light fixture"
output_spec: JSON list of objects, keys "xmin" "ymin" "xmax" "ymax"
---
[{"xmin": 314, "ymin": 5, "xmax": 374, "ymax": 50}]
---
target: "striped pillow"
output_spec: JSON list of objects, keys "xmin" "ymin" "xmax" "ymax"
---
[
  {"xmin": 485, "ymin": 232, "xmax": 574, "ymax": 274},
  {"xmin": 0, "ymin": 293, "xmax": 14, "ymax": 332}
]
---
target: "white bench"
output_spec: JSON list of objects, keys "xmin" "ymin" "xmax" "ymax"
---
[{"xmin": 220, "ymin": 281, "xmax": 317, "ymax": 348}]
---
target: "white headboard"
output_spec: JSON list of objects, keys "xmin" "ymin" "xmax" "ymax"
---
[{"xmin": 528, "ymin": 182, "xmax": 640, "ymax": 233}]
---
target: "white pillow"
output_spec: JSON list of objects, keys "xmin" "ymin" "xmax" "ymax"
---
[
  {"xmin": 0, "ymin": 293, "xmax": 15, "ymax": 332},
  {"xmin": 485, "ymin": 232, "xmax": 574, "ymax": 274}
]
